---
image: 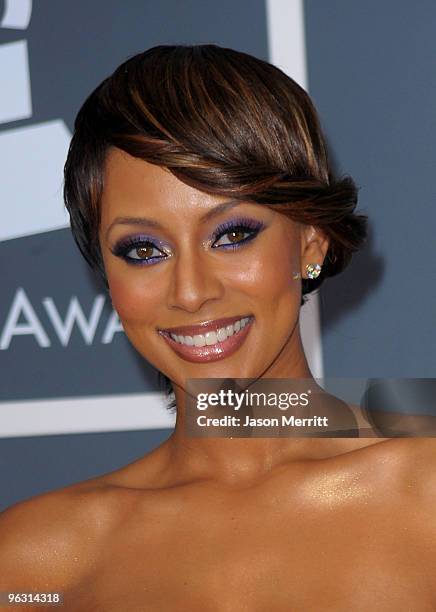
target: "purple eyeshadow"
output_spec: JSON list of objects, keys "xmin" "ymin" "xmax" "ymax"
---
[{"xmin": 111, "ymin": 217, "xmax": 266, "ymax": 265}]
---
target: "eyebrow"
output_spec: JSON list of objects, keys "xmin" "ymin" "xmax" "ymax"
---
[{"xmin": 105, "ymin": 199, "xmax": 243, "ymax": 242}]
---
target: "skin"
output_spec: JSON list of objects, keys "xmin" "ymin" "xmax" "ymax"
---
[{"xmin": 0, "ymin": 148, "xmax": 435, "ymax": 611}]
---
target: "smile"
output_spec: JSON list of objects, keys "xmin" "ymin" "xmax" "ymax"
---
[{"xmin": 157, "ymin": 315, "xmax": 254, "ymax": 363}]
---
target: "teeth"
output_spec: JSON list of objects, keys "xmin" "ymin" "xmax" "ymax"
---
[
  {"xmin": 171, "ymin": 334, "xmax": 185, "ymax": 344},
  {"xmin": 217, "ymin": 328, "xmax": 227, "ymax": 342},
  {"xmin": 167, "ymin": 317, "xmax": 251, "ymax": 347},
  {"xmin": 194, "ymin": 334, "xmax": 206, "ymax": 347},
  {"xmin": 205, "ymin": 331, "xmax": 217, "ymax": 345}
]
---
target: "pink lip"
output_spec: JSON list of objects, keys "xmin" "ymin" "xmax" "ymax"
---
[{"xmin": 158, "ymin": 316, "xmax": 254, "ymax": 363}]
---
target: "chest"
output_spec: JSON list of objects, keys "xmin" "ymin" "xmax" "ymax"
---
[{"xmin": 68, "ymin": 501, "xmax": 434, "ymax": 611}]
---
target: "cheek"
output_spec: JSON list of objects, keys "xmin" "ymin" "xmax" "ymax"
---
[
  {"xmin": 107, "ymin": 268, "xmax": 162, "ymax": 322},
  {"xmin": 233, "ymin": 241, "xmax": 298, "ymax": 300}
]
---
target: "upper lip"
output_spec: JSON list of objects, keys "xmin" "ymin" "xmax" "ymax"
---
[{"xmin": 158, "ymin": 315, "xmax": 253, "ymax": 337}]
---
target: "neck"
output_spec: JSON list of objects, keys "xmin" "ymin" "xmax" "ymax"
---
[{"xmin": 161, "ymin": 326, "xmax": 365, "ymax": 487}]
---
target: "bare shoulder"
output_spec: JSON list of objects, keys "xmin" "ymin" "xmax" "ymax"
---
[
  {"xmin": 398, "ymin": 438, "xmax": 436, "ymax": 507},
  {"xmin": 357, "ymin": 437, "xmax": 436, "ymax": 492},
  {"xmin": 0, "ymin": 477, "xmax": 132, "ymax": 596},
  {"xmin": 396, "ymin": 439, "xmax": 436, "ymax": 581},
  {"xmin": 371, "ymin": 437, "xmax": 436, "ymax": 488},
  {"xmin": 367, "ymin": 438, "xmax": 436, "ymax": 549}
]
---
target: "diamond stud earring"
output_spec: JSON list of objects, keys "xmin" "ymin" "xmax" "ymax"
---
[{"xmin": 305, "ymin": 263, "xmax": 322, "ymax": 279}]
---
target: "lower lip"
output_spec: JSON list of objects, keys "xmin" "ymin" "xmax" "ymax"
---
[{"xmin": 158, "ymin": 318, "xmax": 254, "ymax": 363}]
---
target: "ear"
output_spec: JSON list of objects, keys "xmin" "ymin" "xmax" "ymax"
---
[{"xmin": 299, "ymin": 225, "xmax": 330, "ymax": 276}]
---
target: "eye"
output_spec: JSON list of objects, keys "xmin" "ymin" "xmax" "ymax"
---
[
  {"xmin": 214, "ymin": 227, "xmax": 251, "ymax": 247},
  {"xmin": 126, "ymin": 242, "xmax": 164, "ymax": 262},
  {"xmin": 212, "ymin": 218, "xmax": 265, "ymax": 250},
  {"xmin": 111, "ymin": 236, "xmax": 170, "ymax": 266}
]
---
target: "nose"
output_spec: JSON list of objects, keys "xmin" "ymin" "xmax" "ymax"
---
[{"xmin": 166, "ymin": 247, "xmax": 225, "ymax": 314}]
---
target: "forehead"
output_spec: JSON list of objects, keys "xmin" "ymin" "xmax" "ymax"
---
[
  {"xmin": 100, "ymin": 147, "xmax": 230, "ymax": 223},
  {"xmin": 99, "ymin": 147, "xmax": 299, "ymax": 245}
]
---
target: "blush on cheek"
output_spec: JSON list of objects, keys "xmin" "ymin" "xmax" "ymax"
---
[
  {"xmin": 250, "ymin": 255, "xmax": 295, "ymax": 295},
  {"xmin": 108, "ymin": 276, "xmax": 151, "ymax": 321}
]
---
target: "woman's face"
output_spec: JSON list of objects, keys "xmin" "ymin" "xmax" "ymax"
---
[{"xmin": 99, "ymin": 148, "xmax": 326, "ymax": 388}]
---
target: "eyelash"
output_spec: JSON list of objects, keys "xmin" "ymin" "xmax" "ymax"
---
[
  {"xmin": 111, "ymin": 217, "xmax": 265, "ymax": 266},
  {"xmin": 212, "ymin": 217, "xmax": 265, "ymax": 250}
]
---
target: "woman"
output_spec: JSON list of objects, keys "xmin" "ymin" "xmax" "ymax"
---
[{"xmin": 1, "ymin": 44, "xmax": 435, "ymax": 611}]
